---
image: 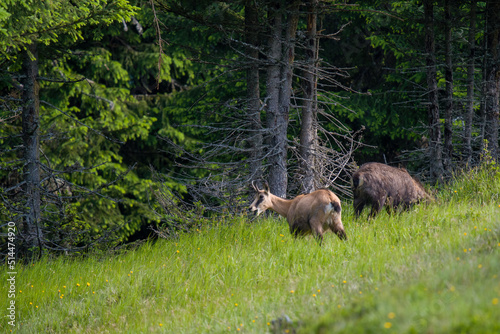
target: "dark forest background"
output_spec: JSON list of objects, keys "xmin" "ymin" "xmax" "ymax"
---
[{"xmin": 1, "ymin": 0, "xmax": 499, "ymax": 258}]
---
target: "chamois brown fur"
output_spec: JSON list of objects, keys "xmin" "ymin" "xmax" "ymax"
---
[
  {"xmin": 249, "ymin": 182, "xmax": 346, "ymax": 244},
  {"xmin": 352, "ymin": 162, "xmax": 432, "ymax": 218}
]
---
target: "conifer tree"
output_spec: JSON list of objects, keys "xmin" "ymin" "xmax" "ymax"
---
[{"xmin": 0, "ymin": 0, "xmax": 136, "ymax": 257}]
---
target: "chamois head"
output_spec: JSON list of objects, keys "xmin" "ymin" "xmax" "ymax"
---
[{"xmin": 249, "ymin": 181, "xmax": 272, "ymax": 216}]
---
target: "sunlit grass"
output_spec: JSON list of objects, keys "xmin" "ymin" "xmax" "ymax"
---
[{"xmin": 1, "ymin": 167, "xmax": 499, "ymax": 333}]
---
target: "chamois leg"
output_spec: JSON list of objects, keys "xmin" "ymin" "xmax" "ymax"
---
[
  {"xmin": 313, "ymin": 233, "xmax": 324, "ymax": 246},
  {"xmin": 353, "ymin": 198, "xmax": 365, "ymax": 218},
  {"xmin": 312, "ymin": 230, "xmax": 324, "ymax": 246},
  {"xmin": 385, "ymin": 206, "xmax": 392, "ymax": 215},
  {"xmin": 310, "ymin": 219, "xmax": 325, "ymax": 246},
  {"xmin": 289, "ymin": 224, "xmax": 306, "ymax": 239},
  {"xmin": 369, "ymin": 195, "xmax": 386, "ymax": 218},
  {"xmin": 331, "ymin": 225, "xmax": 347, "ymax": 240},
  {"xmin": 328, "ymin": 216, "xmax": 347, "ymax": 241}
]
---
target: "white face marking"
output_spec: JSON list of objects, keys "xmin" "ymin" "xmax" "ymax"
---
[{"xmin": 249, "ymin": 191, "xmax": 271, "ymax": 216}]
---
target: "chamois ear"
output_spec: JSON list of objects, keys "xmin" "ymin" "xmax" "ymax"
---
[{"xmin": 263, "ymin": 181, "xmax": 270, "ymax": 193}]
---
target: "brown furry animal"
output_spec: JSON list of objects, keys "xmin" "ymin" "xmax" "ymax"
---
[
  {"xmin": 249, "ymin": 182, "xmax": 346, "ymax": 244},
  {"xmin": 352, "ymin": 162, "xmax": 432, "ymax": 218}
]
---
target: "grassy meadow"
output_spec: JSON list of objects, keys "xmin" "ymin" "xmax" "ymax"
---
[{"xmin": 2, "ymin": 167, "xmax": 500, "ymax": 333}]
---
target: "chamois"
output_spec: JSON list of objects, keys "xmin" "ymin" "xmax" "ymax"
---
[
  {"xmin": 249, "ymin": 182, "xmax": 347, "ymax": 244},
  {"xmin": 352, "ymin": 162, "xmax": 433, "ymax": 218}
]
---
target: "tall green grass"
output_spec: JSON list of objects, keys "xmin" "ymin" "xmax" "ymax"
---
[{"xmin": 2, "ymin": 167, "xmax": 500, "ymax": 333}]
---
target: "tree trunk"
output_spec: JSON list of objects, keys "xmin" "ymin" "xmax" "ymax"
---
[
  {"xmin": 424, "ymin": 0, "xmax": 444, "ymax": 180},
  {"xmin": 245, "ymin": 0, "xmax": 263, "ymax": 183},
  {"xmin": 21, "ymin": 42, "xmax": 43, "ymax": 257},
  {"xmin": 265, "ymin": 0, "xmax": 299, "ymax": 198},
  {"xmin": 299, "ymin": 0, "xmax": 318, "ymax": 194},
  {"xmin": 483, "ymin": 0, "xmax": 500, "ymax": 161},
  {"xmin": 464, "ymin": 0, "xmax": 476, "ymax": 166},
  {"xmin": 265, "ymin": 0, "xmax": 285, "ymax": 197},
  {"xmin": 273, "ymin": 0, "xmax": 299, "ymax": 197},
  {"xmin": 443, "ymin": 0, "xmax": 453, "ymax": 172}
]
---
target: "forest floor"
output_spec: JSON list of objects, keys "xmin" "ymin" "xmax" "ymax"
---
[{"xmin": 2, "ymin": 166, "xmax": 500, "ymax": 333}]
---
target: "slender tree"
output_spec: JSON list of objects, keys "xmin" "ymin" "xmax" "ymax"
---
[
  {"xmin": 20, "ymin": 42, "xmax": 43, "ymax": 255},
  {"xmin": 299, "ymin": 0, "xmax": 319, "ymax": 193},
  {"xmin": 265, "ymin": 0, "xmax": 287, "ymax": 197},
  {"xmin": 483, "ymin": 0, "xmax": 500, "ymax": 160},
  {"xmin": 443, "ymin": 0, "xmax": 454, "ymax": 172},
  {"xmin": 424, "ymin": 0, "xmax": 444, "ymax": 180},
  {"xmin": 245, "ymin": 0, "xmax": 263, "ymax": 183},
  {"xmin": 274, "ymin": 0, "xmax": 300, "ymax": 196},
  {"xmin": 464, "ymin": 0, "xmax": 477, "ymax": 165}
]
